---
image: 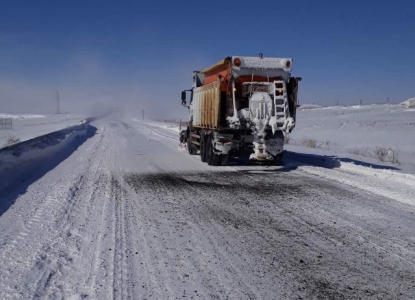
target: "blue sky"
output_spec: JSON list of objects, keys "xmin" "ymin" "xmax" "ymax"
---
[{"xmin": 0, "ymin": 0, "xmax": 414, "ymax": 118}]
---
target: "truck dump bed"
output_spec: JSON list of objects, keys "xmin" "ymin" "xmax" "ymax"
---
[
  {"xmin": 192, "ymin": 80, "xmax": 221, "ymax": 129},
  {"xmin": 190, "ymin": 56, "xmax": 298, "ymax": 131}
]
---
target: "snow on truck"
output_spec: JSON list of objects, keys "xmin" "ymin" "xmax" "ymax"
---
[{"xmin": 180, "ymin": 54, "xmax": 301, "ymax": 166}]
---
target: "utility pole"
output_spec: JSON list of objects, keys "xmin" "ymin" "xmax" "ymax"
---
[
  {"xmin": 387, "ymin": 97, "xmax": 389, "ymax": 104},
  {"xmin": 56, "ymin": 90, "xmax": 61, "ymax": 114},
  {"xmin": 142, "ymin": 109, "xmax": 145, "ymax": 121},
  {"xmin": 360, "ymin": 99, "xmax": 362, "ymax": 105}
]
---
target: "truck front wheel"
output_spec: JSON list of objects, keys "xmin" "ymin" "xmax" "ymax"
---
[{"xmin": 187, "ymin": 130, "xmax": 197, "ymax": 155}]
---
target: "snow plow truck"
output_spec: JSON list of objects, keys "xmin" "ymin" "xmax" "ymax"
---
[{"xmin": 180, "ymin": 54, "xmax": 301, "ymax": 166}]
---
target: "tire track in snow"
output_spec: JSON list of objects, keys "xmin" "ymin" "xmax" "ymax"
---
[
  {"xmin": 111, "ymin": 176, "xmax": 130, "ymax": 300},
  {"xmin": 0, "ymin": 181, "xmax": 81, "ymax": 299},
  {"xmin": 119, "ymin": 174, "xmax": 184, "ymax": 299},
  {"xmin": 122, "ymin": 170, "xmax": 415, "ymax": 299},
  {"xmin": 85, "ymin": 172, "xmax": 114, "ymax": 300},
  {"xmin": 116, "ymin": 177, "xmax": 170, "ymax": 299},
  {"xmin": 138, "ymin": 122, "xmax": 179, "ymax": 143},
  {"xmin": 123, "ymin": 172, "xmax": 265, "ymax": 299},
  {"xmin": 28, "ymin": 129, "xmax": 108, "ymax": 299}
]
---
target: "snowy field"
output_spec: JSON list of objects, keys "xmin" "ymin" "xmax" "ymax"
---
[
  {"xmin": 287, "ymin": 102, "xmax": 415, "ymax": 174},
  {"xmin": 0, "ymin": 114, "xmax": 86, "ymax": 149}
]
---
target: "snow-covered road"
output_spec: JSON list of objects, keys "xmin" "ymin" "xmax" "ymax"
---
[{"xmin": 1, "ymin": 119, "xmax": 415, "ymax": 299}]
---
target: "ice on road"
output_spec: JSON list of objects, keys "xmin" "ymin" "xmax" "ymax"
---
[{"xmin": 1, "ymin": 119, "xmax": 415, "ymax": 299}]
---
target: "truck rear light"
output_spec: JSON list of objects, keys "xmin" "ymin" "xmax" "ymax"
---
[
  {"xmin": 233, "ymin": 57, "xmax": 241, "ymax": 67},
  {"xmin": 219, "ymin": 137, "xmax": 230, "ymax": 143}
]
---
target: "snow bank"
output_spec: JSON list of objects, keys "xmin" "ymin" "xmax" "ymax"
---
[
  {"xmin": 0, "ymin": 122, "xmax": 94, "ymax": 192},
  {"xmin": 298, "ymin": 161, "xmax": 415, "ymax": 207},
  {"xmin": 0, "ymin": 113, "xmax": 86, "ymax": 149},
  {"xmin": 297, "ymin": 104, "xmax": 322, "ymax": 110},
  {"xmin": 0, "ymin": 114, "xmax": 45, "ymax": 119},
  {"xmin": 401, "ymin": 97, "xmax": 415, "ymax": 108}
]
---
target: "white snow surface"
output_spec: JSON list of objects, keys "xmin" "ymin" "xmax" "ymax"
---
[
  {"xmin": 0, "ymin": 113, "xmax": 85, "ymax": 148},
  {"xmin": 1, "ymin": 116, "xmax": 415, "ymax": 299},
  {"xmin": 297, "ymin": 104, "xmax": 322, "ymax": 110},
  {"xmin": 0, "ymin": 114, "xmax": 46, "ymax": 119},
  {"xmin": 401, "ymin": 97, "xmax": 415, "ymax": 108},
  {"xmin": 136, "ymin": 119, "xmax": 183, "ymax": 134},
  {"xmin": 288, "ymin": 103, "xmax": 415, "ymax": 174}
]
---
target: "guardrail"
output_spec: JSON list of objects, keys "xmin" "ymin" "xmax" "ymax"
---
[{"xmin": 0, "ymin": 117, "xmax": 12, "ymax": 129}]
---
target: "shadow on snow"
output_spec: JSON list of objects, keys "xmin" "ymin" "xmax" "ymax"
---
[{"xmin": 234, "ymin": 150, "xmax": 400, "ymax": 173}]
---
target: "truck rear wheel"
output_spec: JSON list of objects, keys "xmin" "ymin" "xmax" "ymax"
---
[
  {"xmin": 200, "ymin": 132, "xmax": 207, "ymax": 162},
  {"xmin": 206, "ymin": 135, "xmax": 220, "ymax": 166},
  {"xmin": 273, "ymin": 152, "xmax": 284, "ymax": 166},
  {"xmin": 221, "ymin": 154, "xmax": 229, "ymax": 166}
]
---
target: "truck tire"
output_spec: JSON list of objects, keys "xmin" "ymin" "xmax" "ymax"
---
[
  {"xmin": 273, "ymin": 152, "xmax": 284, "ymax": 166},
  {"xmin": 180, "ymin": 130, "xmax": 186, "ymax": 144},
  {"xmin": 206, "ymin": 135, "xmax": 220, "ymax": 166},
  {"xmin": 187, "ymin": 130, "xmax": 197, "ymax": 155},
  {"xmin": 221, "ymin": 154, "xmax": 229, "ymax": 166},
  {"xmin": 200, "ymin": 132, "xmax": 207, "ymax": 162}
]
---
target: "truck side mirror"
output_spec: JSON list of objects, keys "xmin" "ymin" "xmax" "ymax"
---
[{"xmin": 181, "ymin": 91, "xmax": 186, "ymax": 101}]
